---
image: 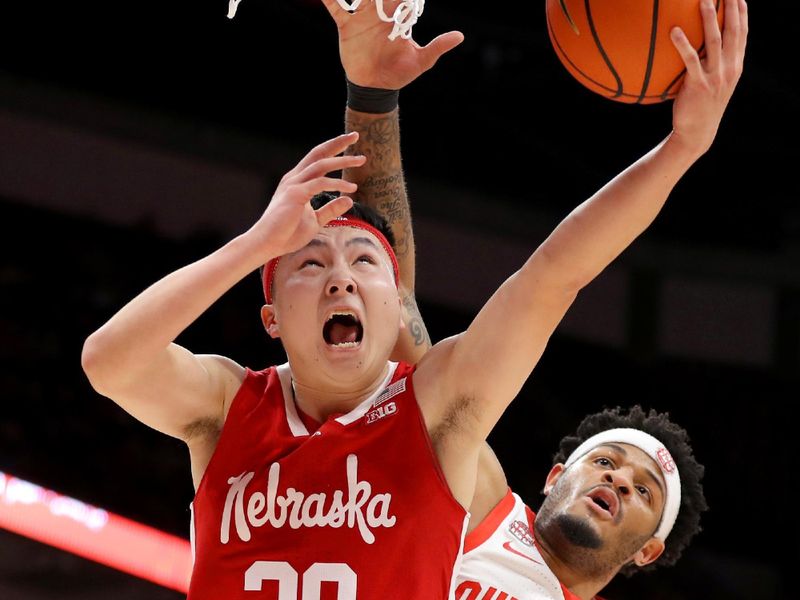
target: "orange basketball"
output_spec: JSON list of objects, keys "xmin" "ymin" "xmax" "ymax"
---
[{"xmin": 546, "ymin": 0, "xmax": 724, "ymax": 104}]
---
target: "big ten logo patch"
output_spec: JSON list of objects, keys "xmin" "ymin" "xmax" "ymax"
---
[
  {"xmin": 365, "ymin": 402, "xmax": 397, "ymax": 425},
  {"xmin": 508, "ymin": 520, "xmax": 534, "ymax": 547},
  {"xmin": 656, "ymin": 447, "xmax": 676, "ymax": 474},
  {"xmin": 364, "ymin": 378, "xmax": 406, "ymax": 425}
]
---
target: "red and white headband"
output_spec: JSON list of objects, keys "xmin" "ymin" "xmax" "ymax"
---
[
  {"xmin": 262, "ymin": 216, "xmax": 400, "ymax": 305},
  {"xmin": 563, "ymin": 428, "xmax": 681, "ymax": 541}
]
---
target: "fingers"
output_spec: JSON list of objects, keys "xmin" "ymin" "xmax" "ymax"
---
[
  {"xmin": 722, "ymin": 0, "xmax": 741, "ymax": 58},
  {"xmin": 315, "ymin": 195, "xmax": 355, "ymax": 226},
  {"xmin": 419, "ymin": 31, "xmax": 465, "ymax": 71},
  {"xmin": 287, "ymin": 132, "xmax": 360, "ymax": 180},
  {"xmin": 721, "ymin": 0, "xmax": 740, "ymax": 50},
  {"xmin": 320, "ymin": 0, "xmax": 350, "ymax": 25},
  {"xmin": 280, "ymin": 138, "xmax": 365, "ymax": 207},
  {"xmin": 300, "ymin": 176, "xmax": 357, "ymax": 198},
  {"xmin": 720, "ymin": 0, "xmax": 747, "ymax": 82},
  {"xmin": 739, "ymin": 0, "xmax": 749, "ymax": 43},
  {"xmin": 670, "ymin": 27, "xmax": 703, "ymax": 80},
  {"xmin": 700, "ymin": 0, "xmax": 722, "ymax": 70},
  {"xmin": 320, "ymin": 0, "xmax": 369, "ymax": 24},
  {"xmin": 295, "ymin": 154, "xmax": 366, "ymax": 182},
  {"xmin": 738, "ymin": 0, "xmax": 749, "ymax": 59}
]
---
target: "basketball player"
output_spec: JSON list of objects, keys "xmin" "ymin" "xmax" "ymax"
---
[
  {"xmin": 456, "ymin": 407, "xmax": 707, "ymax": 600},
  {"xmin": 80, "ymin": 12, "xmax": 467, "ymax": 600},
  {"xmin": 323, "ymin": 0, "xmax": 746, "ymax": 598}
]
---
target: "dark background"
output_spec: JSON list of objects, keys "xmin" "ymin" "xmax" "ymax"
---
[{"xmin": 0, "ymin": 1, "xmax": 796, "ymax": 598}]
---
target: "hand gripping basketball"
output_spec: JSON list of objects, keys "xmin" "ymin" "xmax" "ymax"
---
[
  {"xmin": 547, "ymin": 0, "xmax": 728, "ymax": 104},
  {"xmin": 670, "ymin": 0, "xmax": 748, "ymax": 155}
]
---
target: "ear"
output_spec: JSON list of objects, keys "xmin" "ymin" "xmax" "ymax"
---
[
  {"xmin": 631, "ymin": 537, "xmax": 665, "ymax": 567},
  {"xmin": 543, "ymin": 463, "xmax": 565, "ymax": 495},
  {"xmin": 261, "ymin": 304, "xmax": 281, "ymax": 339}
]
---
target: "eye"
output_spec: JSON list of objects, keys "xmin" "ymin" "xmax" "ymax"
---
[
  {"xmin": 355, "ymin": 254, "xmax": 376, "ymax": 265},
  {"xmin": 301, "ymin": 259, "xmax": 323, "ymax": 268},
  {"xmin": 636, "ymin": 485, "xmax": 651, "ymax": 501},
  {"xmin": 594, "ymin": 457, "xmax": 614, "ymax": 468}
]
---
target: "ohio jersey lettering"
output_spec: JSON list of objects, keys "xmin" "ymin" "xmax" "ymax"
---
[{"xmin": 189, "ymin": 361, "xmax": 468, "ymax": 600}]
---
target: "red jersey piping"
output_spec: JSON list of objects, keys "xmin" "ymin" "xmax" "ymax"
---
[{"xmin": 463, "ymin": 488, "xmax": 515, "ymax": 554}]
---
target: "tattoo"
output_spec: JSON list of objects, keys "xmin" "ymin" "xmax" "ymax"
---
[
  {"xmin": 403, "ymin": 295, "xmax": 432, "ymax": 348},
  {"xmin": 345, "ymin": 110, "xmax": 412, "ymax": 259}
]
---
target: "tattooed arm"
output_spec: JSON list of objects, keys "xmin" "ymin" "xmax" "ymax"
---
[
  {"xmin": 319, "ymin": 0, "xmax": 462, "ymax": 362},
  {"xmin": 344, "ymin": 108, "xmax": 431, "ymax": 361}
]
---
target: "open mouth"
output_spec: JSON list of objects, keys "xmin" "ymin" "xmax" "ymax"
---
[
  {"xmin": 587, "ymin": 488, "xmax": 619, "ymax": 519},
  {"xmin": 323, "ymin": 311, "xmax": 364, "ymax": 348}
]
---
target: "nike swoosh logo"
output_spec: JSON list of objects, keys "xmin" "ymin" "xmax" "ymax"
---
[{"xmin": 502, "ymin": 541, "xmax": 543, "ymax": 565}]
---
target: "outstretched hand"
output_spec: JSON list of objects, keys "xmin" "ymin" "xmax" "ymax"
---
[
  {"xmin": 252, "ymin": 133, "xmax": 366, "ymax": 258},
  {"xmin": 670, "ymin": 0, "xmax": 748, "ymax": 155},
  {"xmin": 321, "ymin": 0, "xmax": 464, "ymax": 89}
]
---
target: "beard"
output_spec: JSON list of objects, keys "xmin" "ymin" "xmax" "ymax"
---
[
  {"xmin": 553, "ymin": 513, "xmax": 602, "ymax": 549},
  {"xmin": 535, "ymin": 476, "xmax": 651, "ymax": 579}
]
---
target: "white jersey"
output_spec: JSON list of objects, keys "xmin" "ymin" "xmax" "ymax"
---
[{"xmin": 456, "ymin": 490, "xmax": 593, "ymax": 600}]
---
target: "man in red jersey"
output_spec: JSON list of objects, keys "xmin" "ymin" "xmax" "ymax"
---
[
  {"xmin": 83, "ymin": 3, "xmax": 471, "ymax": 598},
  {"xmin": 327, "ymin": 1, "xmax": 745, "ymax": 599}
]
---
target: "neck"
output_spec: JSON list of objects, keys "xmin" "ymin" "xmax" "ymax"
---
[
  {"xmin": 534, "ymin": 527, "xmax": 616, "ymax": 600},
  {"xmin": 290, "ymin": 362, "xmax": 391, "ymax": 422}
]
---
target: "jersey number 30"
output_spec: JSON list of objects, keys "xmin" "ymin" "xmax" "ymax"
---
[{"xmin": 245, "ymin": 561, "xmax": 357, "ymax": 599}]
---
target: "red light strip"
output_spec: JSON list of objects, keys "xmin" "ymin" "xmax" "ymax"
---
[{"xmin": 0, "ymin": 471, "xmax": 192, "ymax": 593}]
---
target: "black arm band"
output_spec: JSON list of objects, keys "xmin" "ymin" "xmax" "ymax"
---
[{"xmin": 346, "ymin": 79, "xmax": 399, "ymax": 114}]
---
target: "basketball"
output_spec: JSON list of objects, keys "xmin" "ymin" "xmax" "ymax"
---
[{"xmin": 546, "ymin": 0, "xmax": 724, "ymax": 104}]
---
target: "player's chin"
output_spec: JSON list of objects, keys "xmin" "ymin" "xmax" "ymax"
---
[{"xmin": 556, "ymin": 511, "xmax": 605, "ymax": 550}]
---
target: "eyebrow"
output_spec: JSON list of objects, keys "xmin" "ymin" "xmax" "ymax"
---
[
  {"xmin": 300, "ymin": 237, "xmax": 378, "ymax": 251},
  {"xmin": 345, "ymin": 237, "xmax": 379, "ymax": 249},
  {"xmin": 596, "ymin": 444, "xmax": 665, "ymax": 496}
]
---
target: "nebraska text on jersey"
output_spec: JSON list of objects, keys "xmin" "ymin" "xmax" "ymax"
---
[{"xmin": 220, "ymin": 453, "xmax": 396, "ymax": 545}]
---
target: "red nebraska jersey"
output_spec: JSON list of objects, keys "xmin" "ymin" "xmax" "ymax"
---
[
  {"xmin": 189, "ymin": 361, "xmax": 468, "ymax": 600},
  {"xmin": 456, "ymin": 490, "xmax": 602, "ymax": 600}
]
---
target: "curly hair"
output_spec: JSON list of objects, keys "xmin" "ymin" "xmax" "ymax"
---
[{"xmin": 552, "ymin": 405, "xmax": 707, "ymax": 576}]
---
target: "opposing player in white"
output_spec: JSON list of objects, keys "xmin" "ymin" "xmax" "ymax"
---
[{"xmin": 456, "ymin": 406, "xmax": 705, "ymax": 600}]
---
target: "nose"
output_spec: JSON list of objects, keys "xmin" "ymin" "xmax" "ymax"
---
[
  {"xmin": 326, "ymin": 275, "xmax": 357, "ymax": 297},
  {"xmin": 603, "ymin": 468, "xmax": 634, "ymax": 497}
]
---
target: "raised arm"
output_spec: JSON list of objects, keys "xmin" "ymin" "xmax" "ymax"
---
[
  {"xmin": 81, "ymin": 134, "xmax": 364, "ymax": 442},
  {"xmin": 321, "ymin": 0, "xmax": 463, "ymax": 362},
  {"xmin": 417, "ymin": 0, "xmax": 748, "ymax": 442}
]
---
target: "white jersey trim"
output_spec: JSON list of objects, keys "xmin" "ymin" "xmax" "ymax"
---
[
  {"xmin": 448, "ymin": 512, "xmax": 472, "ymax": 600},
  {"xmin": 189, "ymin": 503, "xmax": 196, "ymax": 566},
  {"xmin": 276, "ymin": 363, "xmax": 308, "ymax": 437},
  {"xmin": 335, "ymin": 362, "xmax": 398, "ymax": 426},
  {"xmin": 276, "ymin": 362, "xmax": 399, "ymax": 435}
]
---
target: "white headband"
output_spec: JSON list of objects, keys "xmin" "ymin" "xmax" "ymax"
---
[{"xmin": 563, "ymin": 428, "xmax": 681, "ymax": 540}]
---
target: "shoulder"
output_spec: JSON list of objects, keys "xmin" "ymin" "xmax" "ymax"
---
[{"xmin": 198, "ymin": 354, "xmax": 247, "ymax": 406}]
